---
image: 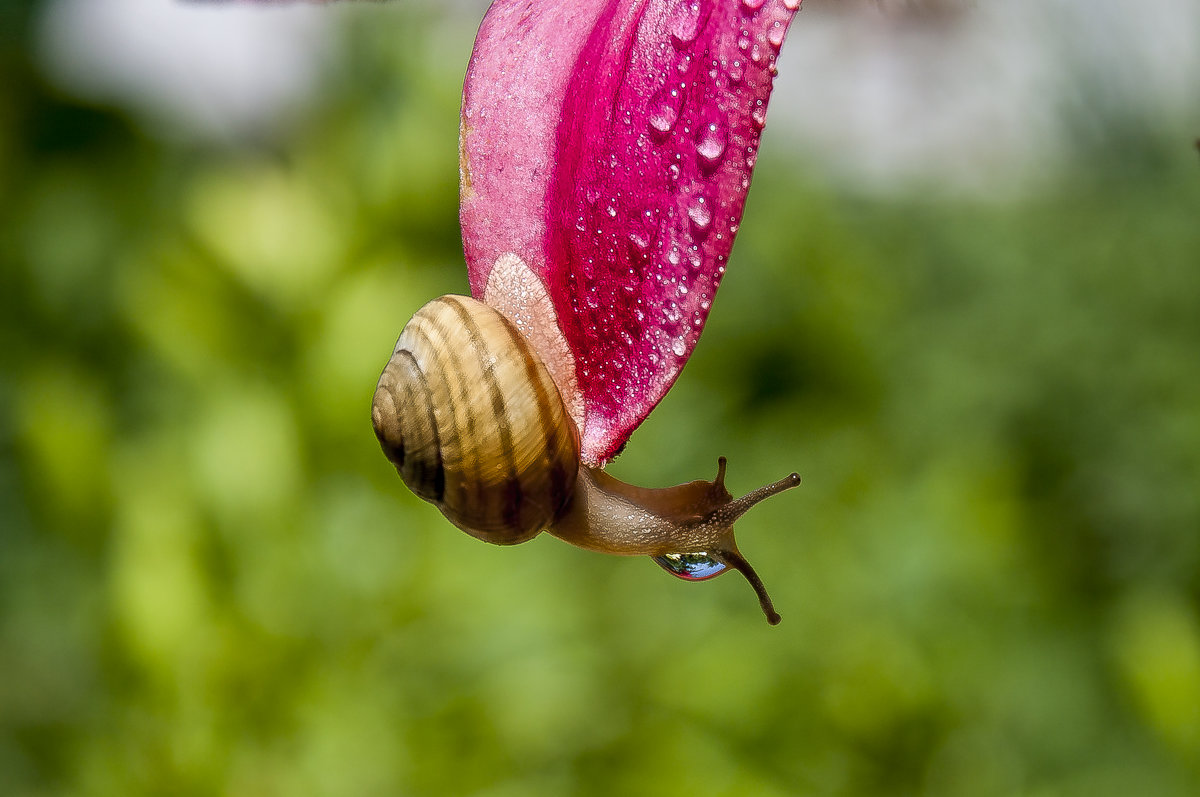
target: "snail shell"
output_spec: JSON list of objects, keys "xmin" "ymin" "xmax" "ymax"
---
[{"xmin": 371, "ymin": 295, "xmax": 579, "ymax": 545}]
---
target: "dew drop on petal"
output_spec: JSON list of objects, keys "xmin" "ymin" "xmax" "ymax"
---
[
  {"xmin": 696, "ymin": 122, "xmax": 727, "ymax": 170},
  {"xmin": 741, "ymin": 0, "xmax": 766, "ymax": 10},
  {"xmin": 751, "ymin": 101, "xmax": 767, "ymax": 129},
  {"xmin": 670, "ymin": 0, "xmax": 702, "ymax": 47},
  {"xmin": 664, "ymin": 301, "xmax": 683, "ymax": 324},
  {"xmin": 687, "ymin": 199, "xmax": 712, "ymax": 233},
  {"xmin": 648, "ymin": 84, "xmax": 683, "ymax": 135},
  {"xmin": 671, "ymin": 338, "xmax": 687, "ymax": 357},
  {"xmin": 768, "ymin": 21, "xmax": 787, "ymax": 49}
]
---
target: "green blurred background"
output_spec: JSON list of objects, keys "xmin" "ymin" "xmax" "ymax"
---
[{"xmin": 3, "ymin": 1, "xmax": 1199, "ymax": 795}]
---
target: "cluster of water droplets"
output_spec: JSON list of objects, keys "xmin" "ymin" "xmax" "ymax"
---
[
  {"xmin": 636, "ymin": 0, "xmax": 794, "ymax": 360},
  {"xmin": 562, "ymin": 0, "xmax": 798, "ymax": 418}
]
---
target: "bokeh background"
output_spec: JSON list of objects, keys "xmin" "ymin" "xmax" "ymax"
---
[{"xmin": 3, "ymin": 0, "xmax": 1199, "ymax": 794}]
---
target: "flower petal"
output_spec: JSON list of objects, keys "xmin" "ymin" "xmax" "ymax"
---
[{"xmin": 461, "ymin": 0, "xmax": 799, "ymax": 465}]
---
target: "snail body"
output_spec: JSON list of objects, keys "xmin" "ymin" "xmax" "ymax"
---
[{"xmin": 372, "ymin": 294, "xmax": 800, "ymax": 624}]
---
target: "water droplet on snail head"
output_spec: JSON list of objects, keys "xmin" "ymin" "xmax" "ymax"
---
[{"xmin": 654, "ymin": 551, "xmax": 728, "ymax": 580}]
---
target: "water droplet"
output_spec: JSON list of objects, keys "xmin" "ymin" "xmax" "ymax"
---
[
  {"xmin": 669, "ymin": 162, "xmax": 681, "ymax": 181},
  {"xmin": 667, "ymin": 246, "xmax": 682, "ymax": 266},
  {"xmin": 677, "ymin": 53, "xmax": 693, "ymax": 74},
  {"xmin": 606, "ymin": 205, "xmax": 617, "ymax": 218},
  {"xmin": 648, "ymin": 85, "xmax": 683, "ymax": 135},
  {"xmin": 783, "ymin": 0, "xmax": 800, "ymax": 9},
  {"xmin": 670, "ymin": 0, "xmax": 702, "ymax": 47},
  {"xmin": 687, "ymin": 199, "xmax": 712, "ymax": 233},
  {"xmin": 741, "ymin": 0, "xmax": 766, "ymax": 10},
  {"xmin": 671, "ymin": 338, "xmax": 687, "ymax": 357},
  {"xmin": 654, "ymin": 551, "xmax": 728, "ymax": 580},
  {"xmin": 768, "ymin": 21, "xmax": 786, "ymax": 49},
  {"xmin": 751, "ymin": 100, "xmax": 767, "ymax": 129},
  {"xmin": 728, "ymin": 60, "xmax": 744, "ymax": 85},
  {"xmin": 737, "ymin": 35, "xmax": 750, "ymax": 51},
  {"xmin": 664, "ymin": 302, "xmax": 683, "ymax": 324},
  {"xmin": 696, "ymin": 122, "xmax": 728, "ymax": 170},
  {"xmin": 750, "ymin": 43, "xmax": 764, "ymax": 64}
]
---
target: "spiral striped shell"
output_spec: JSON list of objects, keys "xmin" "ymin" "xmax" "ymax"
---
[{"xmin": 372, "ymin": 295, "xmax": 580, "ymax": 545}]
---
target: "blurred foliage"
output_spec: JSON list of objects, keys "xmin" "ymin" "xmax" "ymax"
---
[{"xmin": 3, "ymin": 3, "xmax": 1200, "ymax": 796}]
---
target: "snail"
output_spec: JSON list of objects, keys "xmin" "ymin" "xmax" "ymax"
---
[
  {"xmin": 373, "ymin": 0, "xmax": 803, "ymax": 623},
  {"xmin": 373, "ymin": 292, "xmax": 800, "ymax": 624}
]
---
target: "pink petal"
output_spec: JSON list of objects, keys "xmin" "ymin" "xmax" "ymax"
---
[{"xmin": 461, "ymin": 0, "xmax": 799, "ymax": 465}]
